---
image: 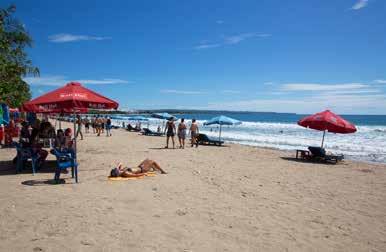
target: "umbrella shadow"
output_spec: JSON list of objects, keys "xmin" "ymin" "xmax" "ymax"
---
[
  {"xmin": 0, "ymin": 160, "xmax": 58, "ymax": 176},
  {"xmin": 21, "ymin": 178, "xmax": 67, "ymax": 186}
]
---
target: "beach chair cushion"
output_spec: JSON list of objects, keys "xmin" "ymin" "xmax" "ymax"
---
[
  {"xmin": 197, "ymin": 134, "xmax": 224, "ymax": 145},
  {"xmin": 308, "ymin": 146, "xmax": 326, "ymax": 157}
]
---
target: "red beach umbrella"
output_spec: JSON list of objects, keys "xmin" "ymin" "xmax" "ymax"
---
[
  {"xmin": 22, "ymin": 82, "xmax": 119, "ymax": 113},
  {"xmin": 21, "ymin": 82, "xmax": 119, "ymax": 183},
  {"xmin": 298, "ymin": 110, "xmax": 357, "ymax": 147}
]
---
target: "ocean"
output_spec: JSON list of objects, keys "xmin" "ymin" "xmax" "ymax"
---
[{"xmin": 111, "ymin": 112, "xmax": 386, "ymax": 164}]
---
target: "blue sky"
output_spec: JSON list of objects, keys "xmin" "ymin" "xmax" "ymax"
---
[{"xmin": 8, "ymin": 0, "xmax": 386, "ymax": 114}]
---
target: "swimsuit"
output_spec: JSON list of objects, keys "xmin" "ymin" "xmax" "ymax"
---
[{"xmin": 166, "ymin": 122, "xmax": 175, "ymax": 137}]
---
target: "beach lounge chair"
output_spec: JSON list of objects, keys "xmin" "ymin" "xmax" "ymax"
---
[
  {"xmin": 14, "ymin": 142, "xmax": 39, "ymax": 174},
  {"xmin": 196, "ymin": 133, "xmax": 224, "ymax": 146},
  {"xmin": 52, "ymin": 148, "xmax": 78, "ymax": 183},
  {"xmin": 126, "ymin": 124, "xmax": 141, "ymax": 132},
  {"xmin": 142, "ymin": 128, "xmax": 164, "ymax": 136},
  {"xmin": 307, "ymin": 146, "xmax": 344, "ymax": 164}
]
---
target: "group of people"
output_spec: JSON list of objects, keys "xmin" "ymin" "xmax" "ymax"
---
[
  {"xmin": 17, "ymin": 118, "xmax": 56, "ymax": 168},
  {"xmin": 164, "ymin": 117, "xmax": 199, "ymax": 149},
  {"xmin": 75, "ymin": 115, "xmax": 112, "ymax": 138}
]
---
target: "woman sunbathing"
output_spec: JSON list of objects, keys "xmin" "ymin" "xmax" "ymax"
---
[{"xmin": 110, "ymin": 159, "xmax": 167, "ymax": 177}]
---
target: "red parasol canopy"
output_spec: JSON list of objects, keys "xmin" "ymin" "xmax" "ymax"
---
[
  {"xmin": 22, "ymin": 82, "xmax": 119, "ymax": 113},
  {"xmin": 298, "ymin": 110, "xmax": 356, "ymax": 147},
  {"xmin": 298, "ymin": 110, "xmax": 356, "ymax": 134}
]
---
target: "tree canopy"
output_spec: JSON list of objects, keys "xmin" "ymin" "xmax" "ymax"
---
[{"xmin": 0, "ymin": 5, "xmax": 39, "ymax": 108}]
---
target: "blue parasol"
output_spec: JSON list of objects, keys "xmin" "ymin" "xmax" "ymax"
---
[{"xmin": 204, "ymin": 115, "xmax": 241, "ymax": 141}]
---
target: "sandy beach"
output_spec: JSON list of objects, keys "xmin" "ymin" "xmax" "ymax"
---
[{"xmin": 0, "ymin": 123, "xmax": 385, "ymax": 252}]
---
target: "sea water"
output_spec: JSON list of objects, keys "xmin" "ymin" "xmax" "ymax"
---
[{"xmin": 111, "ymin": 112, "xmax": 386, "ymax": 164}]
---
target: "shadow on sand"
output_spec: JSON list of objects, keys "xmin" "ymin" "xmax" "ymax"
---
[
  {"xmin": 21, "ymin": 178, "xmax": 66, "ymax": 186},
  {"xmin": 280, "ymin": 157, "xmax": 343, "ymax": 166},
  {"xmin": 0, "ymin": 160, "xmax": 59, "ymax": 176}
]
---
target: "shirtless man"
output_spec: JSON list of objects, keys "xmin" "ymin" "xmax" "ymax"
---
[
  {"xmin": 111, "ymin": 159, "xmax": 167, "ymax": 177},
  {"xmin": 189, "ymin": 119, "xmax": 199, "ymax": 148}
]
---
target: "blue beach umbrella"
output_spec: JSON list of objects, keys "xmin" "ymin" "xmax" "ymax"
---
[{"xmin": 204, "ymin": 115, "xmax": 241, "ymax": 141}]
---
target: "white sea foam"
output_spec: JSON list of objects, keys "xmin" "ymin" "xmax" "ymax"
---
[{"xmin": 112, "ymin": 118, "xmax": 386, "ymax": 164}]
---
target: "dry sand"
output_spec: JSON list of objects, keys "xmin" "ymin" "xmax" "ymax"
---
[{"xmin": 0, "ymin": 123, "xmax": 386, "ymax": 251}]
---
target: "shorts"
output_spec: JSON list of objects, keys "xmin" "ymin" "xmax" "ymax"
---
[
  {"xmin": 167, "ymin": 132, "xmax": 175, "ymax": 137},
  {"xmin": 191, "ymin": 132, "xmax": 198, "ymax": 138},
  {"xmin": 178, "ymin": 130, "xmax": 186, "ymax": 139}
]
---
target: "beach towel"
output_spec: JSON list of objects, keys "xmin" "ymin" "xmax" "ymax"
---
[{"xmin": 108, "ymin": 172, "xmax": 156, "ymax": 181}]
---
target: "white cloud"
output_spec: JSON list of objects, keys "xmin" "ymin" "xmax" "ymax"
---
[
  {"xmin": 77, "ymin": 79, "xmax": 129, "ymax": 85},
  {"xmin": 322, "ymin": 89, "xmax": 381, "ymax": 95},
  {"xmin": 374, "ymin": 79, "xmax": 386, "ymax": 84},
  {"xmin": 194, "ymin": 43, "xmax": 221, "ymax": 50},
  {"xmin": 194, "ymin": 33, "xmax": 271, "ymax": 50},
  {"xmin": 160, "ymin": 89, "xmax": 205, "ymax": 95},
  {"xmin": 48, "ymin": 33, "xmax": 111, "ymax": 43},
  {"xmin": 224, "ymin": 33, "xmax": 271, "ymax": 45},
  {"xmin": 222, "ymin": 90, "xmax": 241, "ymax": 94},
  {"xmin": 281, "ymin": 83, "xmax": 367, "ymax": 91},
  {"xmin": 263, "ymin": 82, "xmax": 274, "ymax": 85},
  {"xmin": 37, "ymin": 89, "xmax": 44, "ymax": 94},
  {"xmin": 216, "ymin": 20, "xmax": 224, "ymax": 24},
  {"xmin": 351, "ymin": 0, "xmax": 369, "ymax": 10},
  {"xmin": 205, "ymin": 93, "xmax": 386, "ymax": 114},
  {"xmin": 24, "ymin": 76, "xmax": 130, "ymax": 86}
]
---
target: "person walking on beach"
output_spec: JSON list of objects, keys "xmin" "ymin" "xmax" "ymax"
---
[
  {"xmin": 164, "ymin": 117, "xmax": 176, "ymax": 149},
  {"xmin": 95, "ymin": 116, "xmax": 102, "ymax": 136},
  {"xmin": 177, "ymin": 118, "xmax": 187, "ymax": 149},
  {"xmin": 91, "ymin": 116, "xmax": 96, "ymax": 134},
  {"xmin": 84, "ymin": 116, "xmax": 90, "ymax": 134},
  {"xmin": 190, "ymin": 119, "xmax": 199, "ymax": 148},
  {"xmin": 75, "ymin": 115, "xmax": 84, "ymax": 140},
  {"xmin": 106, "ymin": 117, "xmax": 112, "ymax": 137},
  {"xmin": 101, "ymin": 116, "xmax": 105, "ymax": 134}
]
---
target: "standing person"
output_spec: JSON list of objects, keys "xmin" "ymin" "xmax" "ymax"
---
[
  {"xmin": 75, "ymin": 115, "xmax": 83, "ymax": 140},
  {"xmin": 101, "ymin": 116, "xmax": 105, "ymax": 134},
  {"xmin": 164, "ymin": 117, "xmax": 176, "ymax": 149},
  {"xmin": 84, "ymin": 116, "xmax": 90, "ymax": 133},
  {"xmin": 177, "ymin": 118, "xmax": 187, "ymax": 149},
  {"xmin": 91, "ymin": 116, "xmax": 96, "ymax": 134},
  {"xmin": 106, "ymin": 117, "xmax": 112, "ymax": 137},
  {"xmin": 95, "ymin": 116, "xmax": 101, "ymax": 136},
  {"xmin": 190, "ymin": 119, "xmax": 199, "ymax": 148}
]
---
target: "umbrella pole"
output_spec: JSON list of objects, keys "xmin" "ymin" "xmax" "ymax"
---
[
  {"xmin": 219, "ymin": 124, "xmax": 222, "ymax": 141},
  {"xmin": 73, "ymin": 112, "xmax": 78, "ymax": 183},
  {"xmin": 321, "ymin": 130, "xmax": 326, "ymax": 148}
]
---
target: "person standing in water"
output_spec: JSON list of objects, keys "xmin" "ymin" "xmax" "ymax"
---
[
  {"xmin": 190, "ymin": 119, "xmax": 199, "ymax": 148},
  {"xmin": 164, "ymin": 117, "xmax": 176, "ymax": 149},
  {"xmin": 177, "ymin": 118, "xmax": 187, "ymax": 149}
]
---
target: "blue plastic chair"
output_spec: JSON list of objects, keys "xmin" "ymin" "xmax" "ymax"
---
[
  {"xmin": 14, "ymin": 142, "xmax": 38, "ymax": 175},
  {"xmin": 52, "ymin": 148, "xmax": 78, "ymax": 183}
]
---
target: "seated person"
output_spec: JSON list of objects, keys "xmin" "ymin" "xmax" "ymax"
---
[
  {"xmin": 54, "ymin": 129, "xmax": 65, "ymax": 149},
  {"xmin": 29, "ymin": 128, "xmax": 48, "ymax": 169},
  {"xmin": 39, "ymin": 121, "xmax": 55, "ymax": 138},
  {"xmin": 20, "ymin": 121, "xmax": 31, "ymax": 143},
  {"xmin": 110, "ymin": 159, "xmax": 167, "ymax": 177}
]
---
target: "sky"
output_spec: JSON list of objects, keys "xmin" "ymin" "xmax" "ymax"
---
[{"xmin": 7, "ymin": 0, "xmax": 386, "ymax": 114}]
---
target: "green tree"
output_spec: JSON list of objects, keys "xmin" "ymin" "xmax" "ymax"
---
[{"xmin": 0, "ymin": 4, "xmax": 39, "ymax": 108}]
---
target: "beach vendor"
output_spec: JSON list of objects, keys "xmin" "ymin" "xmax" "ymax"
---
[{"xmin": 110, "ymin": 159, "xmax": 167, "ymax": 177}]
